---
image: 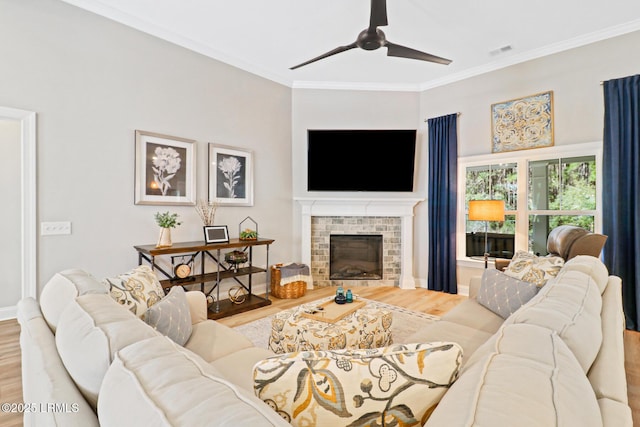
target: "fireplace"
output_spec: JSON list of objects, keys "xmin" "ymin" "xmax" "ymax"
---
[
  {"xmin": 296, "ymin": 197, "xmax": 424, "ymax": 289},
  {"xmin": 330, "ymin": 234, "xmax": 383, "ymax": 280}
]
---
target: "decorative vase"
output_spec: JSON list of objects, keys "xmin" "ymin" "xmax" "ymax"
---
[{"xmin": 156, "ymin": 227, "xmax": 172, "ymax": 248}]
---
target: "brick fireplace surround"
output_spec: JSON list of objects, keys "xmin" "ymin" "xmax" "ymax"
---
[{"xmin": 296, "ymin": 198, "xmax": 423, "ymax": 289}]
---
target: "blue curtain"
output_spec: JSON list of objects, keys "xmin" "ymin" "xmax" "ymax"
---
[
  {"xmin": 603, "ymin": 74, "xmax": 640, "ymax": 331},
  {"xmin": 427, "ymin": 114, "xmax": 458, "ymax": 293}
]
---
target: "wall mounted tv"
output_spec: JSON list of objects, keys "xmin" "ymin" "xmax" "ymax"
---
[{"xmin": 307, "ymin": 129, "xmax": 417, "ymax": 192}]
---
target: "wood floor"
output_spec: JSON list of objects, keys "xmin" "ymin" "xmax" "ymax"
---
[{"xmin": 0, "ymin": 286, "xmax": 638, "ymax": 426}]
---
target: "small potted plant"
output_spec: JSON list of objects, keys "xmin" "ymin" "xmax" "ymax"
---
[
  {"xmin": 239, "ymin": 229, "xmax": 258, "ymax": 240},
  {"xmin": 239, "ymin": 216, "xmax": 258, "ymax": 241},
  {"xmin": 155, "ymin": 211, "xmax": 182, "ymax": 248}
]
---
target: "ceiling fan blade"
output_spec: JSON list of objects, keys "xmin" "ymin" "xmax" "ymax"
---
[
  {"xmin": 369, "ymin": 0, "xmax": 388, "ymax": 28},
  {"xmin": 386, "ymin": 42, "xmax": 452, "ymax": 65},
  {"xmin": 290, "ymin": 42, "xmax": 358, "ymax": 70}
]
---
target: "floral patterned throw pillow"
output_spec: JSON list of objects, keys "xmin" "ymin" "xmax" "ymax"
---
[
  {"xmin": 103, "ymin": 265, "xmax": 165, "ymax": 317},
  {"xmin": 253, "ymin": 342, "xmax": 463, "ymax": 427},
  {"xmin": 504, "ymin": 250, "xmax": 565, "ymax": 287}
]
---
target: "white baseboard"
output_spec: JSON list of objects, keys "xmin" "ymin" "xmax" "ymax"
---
[{"xmin": 0, "ymin": 306, "xmax": 17, "ymax": 321}]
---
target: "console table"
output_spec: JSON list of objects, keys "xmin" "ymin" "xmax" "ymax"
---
[{"xmin": 133, "ymin": 238, "xmax": 274, "ymax": 319}]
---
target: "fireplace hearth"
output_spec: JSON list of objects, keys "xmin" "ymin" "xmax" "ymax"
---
[{"xmin": 330, "ymin": 234, "xmax": 383, "ymax": 280}]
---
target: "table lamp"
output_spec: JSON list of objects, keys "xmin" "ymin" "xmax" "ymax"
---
[{"xmin": 468, "ymin": 199, "xmax": 505, "ymax": 268}]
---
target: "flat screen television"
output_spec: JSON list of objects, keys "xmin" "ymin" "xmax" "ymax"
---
[{"xmin": 307, "ymin": 129, "xmax": 417, "ymax": 192}]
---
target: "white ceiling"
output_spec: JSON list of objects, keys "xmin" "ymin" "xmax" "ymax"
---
[{"xmin": 62, "ymin": 0, "xmax": 640, "ymax": 91}]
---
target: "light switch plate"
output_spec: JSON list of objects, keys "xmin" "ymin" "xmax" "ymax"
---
[{"xmin": 41, "ymin": 221, "xmax": 72, "ymax": 235}]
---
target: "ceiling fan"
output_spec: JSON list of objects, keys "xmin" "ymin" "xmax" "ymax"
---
[{"xmin": 290, "ymin": 0, "xmax": 452, "ymax": 70}]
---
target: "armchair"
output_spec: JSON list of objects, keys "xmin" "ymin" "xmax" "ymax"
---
[{"xmin": 494, "ymin": 225, "xmax": 607, "ymax": 271}]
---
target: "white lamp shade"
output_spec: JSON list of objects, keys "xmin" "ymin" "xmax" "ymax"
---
[{"xmin": 468, "ymin": 200, "xmax": 505, "ymax": 221}]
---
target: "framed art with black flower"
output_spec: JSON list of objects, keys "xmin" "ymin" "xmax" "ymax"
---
[
  {"xmin": 208, "ymin": 143, "xmax": 254, "ymax": 206},
  {"xmin": 135, "ymin": 130, "xmax": 196, "ymax": 206}
]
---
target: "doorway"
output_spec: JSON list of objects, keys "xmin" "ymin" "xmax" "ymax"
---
[{"xmin": 0, "ymin": 107, "xmax": 36, "ymax": 320}]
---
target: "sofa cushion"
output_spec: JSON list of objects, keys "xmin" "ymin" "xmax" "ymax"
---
[
  {"xmin": 425, "ymin": 324, "xmax": 602, "ymax": 427},
  {"xmin": 143, "ymin": 286, "xmax": 192, "ymax": 346},
  {"xmin": 588, "ymin": 275, "xmax": 629, "ymax": 405},
  {"xmin": 597, "ymin": 398, "xmax": 633, "ymax": 427},
  {"xmin": 211, "ymin": 346, "xmax": 276, "ymax": 392},
  {"xmin": 405, "ymin": 319, "xmax": 493, "ymax": 364},
  {"xmin": 103, "ymin": 265, "xmax": 165, "ymax": 317},
  {"xmin": 441, "ymin": 297, "xmax": 505, "ymax": 334},
  {"xmin": 55, "ymin": 294, "xmax": 159, "ymax": 409},
  {"xmin": 98, "ymin": 336, "xmax": 290, "ymax": 427},
  {"xmin": 504, "ymin": 250, "xmax": 564, "ymax": 287},
  {"xmin": 39, "ymin": 269, "xmax": 108, "ymax": 333},
  {"xmin": 503, "ymin": 269, "xmax": 603, "ymax": 372},
  {"xmin": 561, "ymin": 255, "xmax": 610, "ymax": 294},
  {"xmin": 17, "ymin": 298, "xmax": 100, "ymax": 427},
  {"xmin": 184, "ymin": 319, "xmax": 254, "ymax": 363},
  {"xmin": 476, "ymin": 269, "xmax": 539, "ymax": 319},
  {"xmin": 253, "ymin": 342, "xmax": 463, "ymax": 427}
]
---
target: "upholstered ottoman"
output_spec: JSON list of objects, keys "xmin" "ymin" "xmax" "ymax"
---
[{"xmin": 268, "ymin": 300, "xmax": 393, "ymax": 354}]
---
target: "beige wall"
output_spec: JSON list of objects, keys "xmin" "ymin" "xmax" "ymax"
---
[{"xmin": 0, "ymin": 0, "xmax": 293, "ymax": 292}]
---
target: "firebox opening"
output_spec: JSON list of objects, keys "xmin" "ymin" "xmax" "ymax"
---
[{"xmin": 330, "ymin": 234, "xmax": 383, "ymax": 280}]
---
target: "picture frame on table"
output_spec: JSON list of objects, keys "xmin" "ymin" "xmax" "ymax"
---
[
  {"xmin": 135, "ymin": 130, "xmax": 196, "ymax": 206},
  {"xmin": 203, "ymin": 225, "xmax": 229, "ymax": 244},
  {"xmin": 208, "ymin": 144, "xmax": 254, "ymax": 207}
]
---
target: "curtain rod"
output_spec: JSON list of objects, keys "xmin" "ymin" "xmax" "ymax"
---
[{"xmin": 424, "ymin": 112, "xmax": 461, "ymax": 123}]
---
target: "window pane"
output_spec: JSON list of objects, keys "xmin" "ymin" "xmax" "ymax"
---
[
  {"xmin": 466, "ymin": 214, "xmax": 515, "ymax": 259},
  {"xmin": 528, "ymin": 214, "xmax": 595, "ymax": 255},
  {"xmin": 561, "ymin": 157, "xmax": 596, "ymax": 210},
  {"xmin": 465, "ymin": 163, "xmax": 517, "ymax": 210},
  {"xmin": 528, "ymin": 156, "xmax": 596, "ymax": 210}
]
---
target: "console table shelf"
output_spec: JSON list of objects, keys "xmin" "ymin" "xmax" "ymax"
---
[{"xmin": 134, "ymin": 238, "xmax": 274, "ymax": 319}]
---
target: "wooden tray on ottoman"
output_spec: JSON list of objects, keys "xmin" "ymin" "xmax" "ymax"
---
[{"xmin": 300, "ymin": 299, "xmax": 366, "ymax": 323}]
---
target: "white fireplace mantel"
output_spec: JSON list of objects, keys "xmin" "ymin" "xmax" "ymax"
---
[{"xmin": 295, "ymin": 197, "xmax": 424, "ymax": 289}]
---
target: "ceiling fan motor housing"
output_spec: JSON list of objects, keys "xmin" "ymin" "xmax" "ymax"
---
[{"xmin": 357, "ymin": 28, "xmax": 386, "ymax": 50}]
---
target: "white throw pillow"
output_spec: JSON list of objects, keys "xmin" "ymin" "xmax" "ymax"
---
[
  {"xmin": 143, "ymin": 286, "xmax": 193, "ymax": 346},
  {"xmin": 103, "ymin": 265, "xmax": 165, "ymax": 317},
  {"xmin": 253, "ymin": 342, "xmax": 463, "ymax": 426},
  {"xmin": 477, "ymin": 269, "xmax": 539, "ymax": 319},
  {"xmin": 504, "ymin": 250, "xmax": 564, "ymax": 287}
]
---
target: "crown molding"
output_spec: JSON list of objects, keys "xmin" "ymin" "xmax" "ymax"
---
[
  {"xmin": 419, "ymin": 18, "xmax": 640, "ymax": 91},
  {"xmin": 290, "ymin": 80, "xmax": 421, "ymax": 92}
]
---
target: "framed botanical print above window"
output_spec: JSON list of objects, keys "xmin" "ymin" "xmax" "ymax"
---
[
  {"xmin": 208, "ymin": 144, "xmax": 254, "ymax": 207},
  {"xmin": 134, "ymin": 130, "xmax": 196, "ymax": 206}
]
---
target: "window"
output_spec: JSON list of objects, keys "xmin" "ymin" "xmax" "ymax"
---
[
  {"xmin": 465, "ymin": 163, "xmax": 516, "ymax": 258},
  {"xmin": 458, "ymin": 142, "xmax": 601, "ymax": 261},
  {"xmin": 528, "ymin": 156, "xmax": 596, "ymax": 254}
]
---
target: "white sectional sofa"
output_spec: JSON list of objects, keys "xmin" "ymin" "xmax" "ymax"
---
[
  {"xmin": 17, "ymin": 255, "xmax": 631, "ymax": 426},
  {"xmin": 18, "ymin": 269, "xmax": 287, "ymax": 427},
  {"xmin": 408, "ymin": 255, "xmax": 632, "ymax": 426}
]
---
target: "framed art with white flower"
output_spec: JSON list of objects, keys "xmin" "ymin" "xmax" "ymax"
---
[
  {"xmin": 208, "ymin": 144, "xmax": 254, "ymax": 206},
  {"xmin": 135, "ymin": 130, "xmax": 196, "ymax": 206}
]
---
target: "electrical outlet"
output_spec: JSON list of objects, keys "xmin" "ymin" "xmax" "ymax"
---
[{"xmin": 41, "ymin": 221, "xmax": 72, "ymax": 236}]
